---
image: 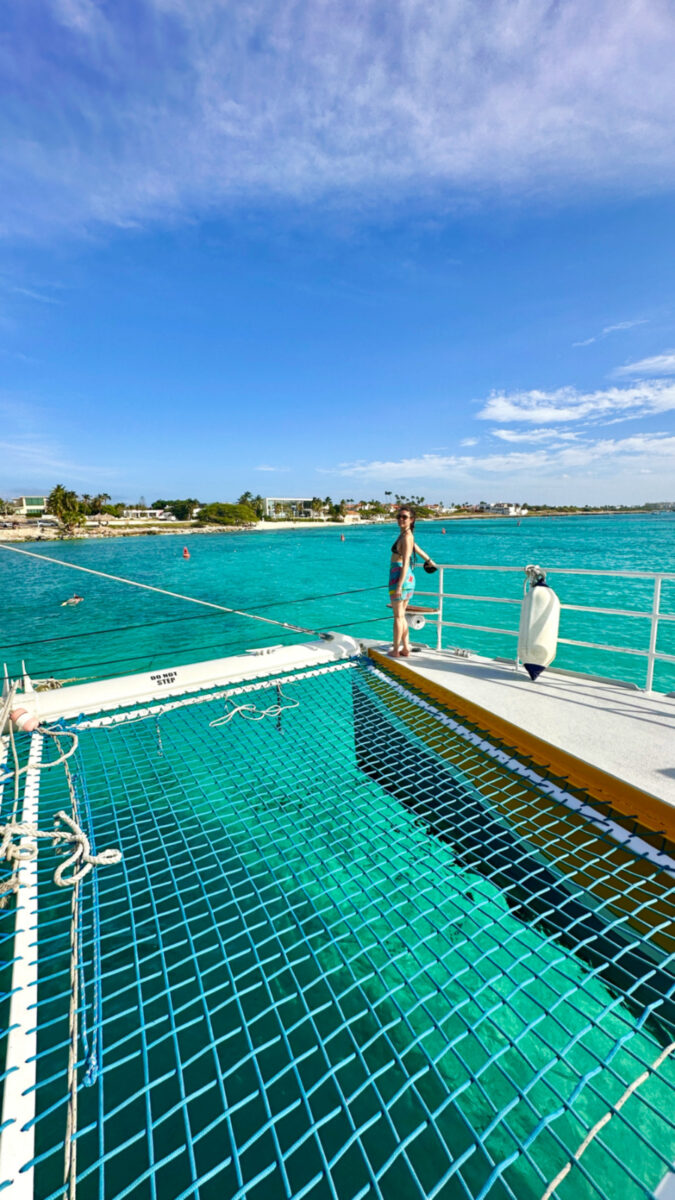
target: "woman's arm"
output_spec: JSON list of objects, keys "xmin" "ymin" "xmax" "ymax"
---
[{"xmin": 414, "ymin": 540, "xmax": 434, "ymax": 565}]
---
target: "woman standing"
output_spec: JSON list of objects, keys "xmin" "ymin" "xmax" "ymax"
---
[{"xmin": 389, "ymin": 506, "xmax": 435, "ymax": 656}]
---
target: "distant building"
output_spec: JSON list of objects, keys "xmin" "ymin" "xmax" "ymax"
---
[
  {"xmin": 491, "ymin": 502, "xmax": 528, "ymax": 516},
  {"xmin": 263, "ymin": 497, "xmax": 315, "ymax": 519},
  {"xmin": 11, "ymin": 495, "xmax": 48, "ymax": 517}
]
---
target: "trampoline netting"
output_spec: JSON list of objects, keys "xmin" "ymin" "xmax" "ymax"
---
[{"xmin": 1, "ymin": 656, "xmax": 674, "ymax": 1200}]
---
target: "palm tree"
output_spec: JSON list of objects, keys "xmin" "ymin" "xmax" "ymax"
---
[{"xmin": 46, "ymin": 484, "xmax": 85, "ymax": 534}]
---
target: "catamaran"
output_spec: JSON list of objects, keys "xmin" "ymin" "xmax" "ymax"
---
[{"xmin": 1, "ymin": 544, "xmax": 674, "ymax": 1200}]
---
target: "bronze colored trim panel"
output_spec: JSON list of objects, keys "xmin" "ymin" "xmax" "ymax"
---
[{"xmin": 369, "ymin": 648, "xmax": 675, "ymax": 841}]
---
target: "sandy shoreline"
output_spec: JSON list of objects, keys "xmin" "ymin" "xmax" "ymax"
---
[
  {"xmin": 0, "ymin": 510, "xmax": 645, "ymax": 546},
  {"xmin": 0, "ymin": 519, "xmax": 355, "ymax": 544}
]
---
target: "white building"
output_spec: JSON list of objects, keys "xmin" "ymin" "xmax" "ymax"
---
[
  {"xmin": 11, "ymin": 495, "xmax": 48, "ymax": 517},
  {"xmin": 263, "ymin": 497, "xmax": 316, "ymax": 519},
  {"xmin": 491, "ymin": 502, "xmax": 528, "ymax": 516}
]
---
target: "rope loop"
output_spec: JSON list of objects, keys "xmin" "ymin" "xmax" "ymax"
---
[
  {"xmin": 0, "ymin": 811, "xmax": 122, "ymax": 890},
  {"xmin": 524, "ymin": 563, "xmax": 547, "ymax": 587}
]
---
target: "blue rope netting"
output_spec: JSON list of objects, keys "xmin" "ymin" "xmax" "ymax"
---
[{"xmin": 1, "ymin": 657, "xmax": 675, "ymax": 1200}]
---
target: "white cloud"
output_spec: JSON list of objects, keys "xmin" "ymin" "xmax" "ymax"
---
[
  {"xmin": 51, "ymin": 0, "xmax": 104, "ymax": 35},
  {"xmin": 477, "ymin": 380, "xmax": 675, "ymax": 424},
  {"xmin": 3, "ymin": 0, "xmax": 675, "ymax": 237},
  {"xmin": 255, "ymin": 464, "xmax": 289, "ymax": 472},
  {"xmin": 11, "ymin": 286, "xmax": 59, "ymax": 305},
  {"xmin": 492, "ymin": 428, "xmax": 578, "ymax": 443},
  {"xmin": 328, "ymin": 432, "xmax": 675, "ymax": 496},
  {"xmin": 460, "ymin": 437, "xmax": 478, "ymax": 446},
  {"xmin": 573, "ymin": 318, "xmax": 647, "ymax": 347},
  {"xmin": 603, "ymin": 319, "xmax": 647, "ymax": 335},
  {"xmin": 612, "ymin": 352, "xmax": 675, "ymax": 378},
  {"xmin": 0, "ymin": 436, "xmax": 114, "ymax": 482}
]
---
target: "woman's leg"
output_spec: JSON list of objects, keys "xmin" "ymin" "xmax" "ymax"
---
[
  {"xmin": 400, "ymin": 598, "xmax": 411, "ymax": 655},
  {"xmin": 391, "ymin": 598, "xmax": 404, "ymax": 655}
]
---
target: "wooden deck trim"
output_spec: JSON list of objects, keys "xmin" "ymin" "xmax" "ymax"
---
[{"xmin": 369, "ymin": 648, "xmax": 675, "ymax": 840}]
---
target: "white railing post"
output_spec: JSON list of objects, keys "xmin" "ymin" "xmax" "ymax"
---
[
  {"xmin": 645, "ymin": 576, "xmax": 662, "ymax": 692},
  {"xmin": 436, "ymin": 568, "xmax": 444, "ymax": 651},
  {"xmin": 0, "ymin": 733, "xmax": 42, "ymax": 1198}
]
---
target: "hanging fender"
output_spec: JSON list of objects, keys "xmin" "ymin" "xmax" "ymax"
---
[
  {"xmin": 517, "ymin": 564, "xmax": 560, "ymax": 681},
  {"xmin": 9, "ymin": 706, "xmax": 40, "ymax": 733}
]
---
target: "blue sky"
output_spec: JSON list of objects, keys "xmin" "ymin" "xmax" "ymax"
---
[{"xmin": 2, "ymin": 0, "xmax": 675, "ymax": 505}]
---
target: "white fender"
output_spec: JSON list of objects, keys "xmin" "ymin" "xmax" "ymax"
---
[
  {"xmin": 9, "ymin": 707, "xmax": 40, "ymax": 733},
  {"xmin": 518, "ymin": 566, "xmax": 560, "ymax": 681},
  {"xmin": 409, "ymin": 614, "xmax": 426, "ymax": 631}
]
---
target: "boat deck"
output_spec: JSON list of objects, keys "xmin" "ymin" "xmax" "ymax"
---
[{"xmin": 369, "ymin": 644, "xmax": 675, "ymax": 827}]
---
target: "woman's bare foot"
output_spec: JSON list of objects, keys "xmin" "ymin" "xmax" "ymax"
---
[
  {"xmin": 399, "ymin": 648, "xmax": 410, "ymax": 657},
  {"xmin": 388, "ymin": 648, "xmax": 401, "ymax": 657}
]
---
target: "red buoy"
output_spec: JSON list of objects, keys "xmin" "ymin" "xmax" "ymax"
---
[
  {"xmin": 340, "ymin": 534, "xmax": 345, "ymax": 542},
  {"xmin": 183, "ymin": 547, "xmax": 190, "ymax": 559},
  {"xmin": 442, "ymin": 528, "xmax": 446, "ymax": 534}
]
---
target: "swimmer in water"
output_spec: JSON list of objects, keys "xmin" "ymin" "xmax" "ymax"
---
[{"xmin": 61, "ymin": 593, "xmax": 84, "ymax": 606}]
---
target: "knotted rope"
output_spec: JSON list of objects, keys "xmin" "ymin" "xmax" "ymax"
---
[
  {"xmin": 524, "ymin": 563, "xmax": 547, "ymax": 587},
  {"xmin": 0, "ymin": 810, "xmax": 122, "ymax": 916},
  {"xmin": 0, "ymin": 810, "xmax": 121, "ymax": 894}
]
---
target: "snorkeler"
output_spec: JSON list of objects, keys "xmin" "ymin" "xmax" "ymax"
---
[{"xmin": 61, "ymin": 593, "xmax": 84, "ymax": 606}]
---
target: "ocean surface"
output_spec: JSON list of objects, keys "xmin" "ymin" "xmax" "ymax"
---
[{"xmin": 1, "ymin": 513, "xmax": 674, "ymax": 693}]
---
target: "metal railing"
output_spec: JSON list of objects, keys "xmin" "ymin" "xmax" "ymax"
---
[{"xmin": 415, "ymin": 564, "xmax": 675, "ymax": 692}]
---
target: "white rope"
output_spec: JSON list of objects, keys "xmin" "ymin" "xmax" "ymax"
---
[
  {"xmin": 540, "ymin": 1039, "xmax": 675, "ymax": 1199},
  {"xmin": 209, "ymin": 685, "xmax": 299, "ymax": 727},
  {"xmin": 524, "ymin": 563, "xmax": 547, "ymax": 587},
  {"xmin": 0, "ymin": 542, "xmax": 323, "ymax": 637},
  {"xmin": 64, "ymin": 870, "xmax": 79, "ymax": 1200},
  {"xmin": 0, "ymin": 810, "xmax": 121, "ymax": 892},
  {"xmin": 0, "ymin": 680, "xmax": 19, "ymax": 732},
  {"xmin": 75, "ymin": 660, "xmax": 358, "ymax": 728},
  {"xmin": 0, "ymin": 725, "xmax": 79, "ymax": 784}
]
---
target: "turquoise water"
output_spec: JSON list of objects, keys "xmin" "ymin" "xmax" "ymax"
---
[
  {"xmin": 25, "ymin": 662, "xmax": 675, "ymax": 1199},
  {"xmin": 1, "ymin": 513, "xmax": 674, "ymax": 691}
]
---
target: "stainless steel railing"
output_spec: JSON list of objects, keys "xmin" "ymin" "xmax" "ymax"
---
[{"xmin": 415, "ymin": 564, "xmax": 675, "ymax": 692}]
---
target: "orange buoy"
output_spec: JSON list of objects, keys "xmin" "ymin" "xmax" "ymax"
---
[
  {"xmin": 10, "ymin": 707, "xmax": 40, "ymax": 733},
  {"xmin": 182, "ymin": 547, "xmax": 190, "ymax": 559}
]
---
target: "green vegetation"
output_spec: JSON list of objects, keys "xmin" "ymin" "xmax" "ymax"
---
[
  {"xmin": 46, "ymin": 485, "xmax": 87, "ymax": 533},
  {"xmin": 152, "ymin": 497, "xmax": 201, "ymax": 520},
  {"xmin": 390, "ymin": 493, "xmax": 435, "ymax": 518},
  {"xmin": 237, "ymin": 492, "xmax": 265, "ymax": 518},
  {"xmin": 26, "ymin": 488, "xmax": 672, "ymax": 542},
  {"xmin": 197, "ymin": 502, "xmax": 258, "ymax": 526}
]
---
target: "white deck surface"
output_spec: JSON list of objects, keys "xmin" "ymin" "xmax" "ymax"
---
[{"xmin": 372, "ymin": 645, "xmax": 675, "ymax": 807}]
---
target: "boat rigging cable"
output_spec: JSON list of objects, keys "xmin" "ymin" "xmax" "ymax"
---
[
  {"xmin": 2, "ymin": 615, "xmax": 393, "ymax": 687},
  {"xmin": 0, "ymin": 581, "xmax": 386, "ymax": 651},
  {"xmin": 0, "ymin": 543, "xmax": 347, "ymax": 640}
]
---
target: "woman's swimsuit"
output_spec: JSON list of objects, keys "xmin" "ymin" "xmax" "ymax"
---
[{"xmin": 389, "ymin": 536, "xmax": 415, "ymax": 602}]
